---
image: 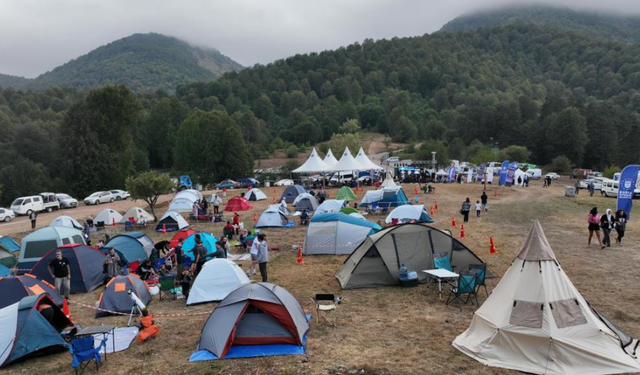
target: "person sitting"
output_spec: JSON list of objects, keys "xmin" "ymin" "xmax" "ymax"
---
[
  {"xmin": 137, "ymin": 259, "xmax": 156, "ymax": 281},
  {"xmin": 239, "ymin": 230, "xmax": 249, "ymax": 250},
  {"xmin": 300, "ymin": 210, "xmax": 310, "ymax": 225},
  {"xmin": 223, "ymin": 221, "xmax": 235, "ymax": 239}
]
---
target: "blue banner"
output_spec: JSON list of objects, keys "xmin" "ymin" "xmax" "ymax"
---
[
  {"xmin": 448, "ymin": 167, "xmax": 457, "ymax": 183},
  {"xmin": 617, "ymin": 165, "xmax": 639, "ymax": 220},
  {"xmin": 505, "ymin": 162, "xmax": 518, "ymax": 187},
  {"xmin": 499, "ymin": 161, "xmax": 509, "ymax": 186},
  {"xmin": 478, "ymin": 162, "xmax": 486, "ymax": 182}
]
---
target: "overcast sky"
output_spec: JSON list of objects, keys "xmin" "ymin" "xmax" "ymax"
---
[{"xmin": 2, "ymin": 0, "xmax": 640, "ymax": 78}]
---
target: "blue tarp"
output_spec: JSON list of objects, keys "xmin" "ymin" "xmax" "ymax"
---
[
  {"xmin": 190, "ymin": 316, "xmax": 310, "ymax": 362},
  {"xmin": 0, "ymin": 236, "xmax": 20, "ymax": 252}
]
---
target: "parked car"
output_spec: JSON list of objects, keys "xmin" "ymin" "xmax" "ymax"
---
[
  {"xmin": 577, "ymin": 178, "xmax": 602, "ymax": 190},
  {"xmin": 0, "ymin": 208, "xmax": 16, "ymax": 222},
  {"xmin": 56, "ymin": 193, "xmax": 78, "ymax": 209},
  {"xmin": 601, "ymin": 178, "xmax": 640, "ymax": 198},
  {"xmin": 110, "ymin": 190, "xmax": 130, "ymax": 200},
  {"xmin": 544, "ymin": 173, "xmax": 560, "ymax": 180},
  {"xmin": 84, "ymin": 191, "xmax": 114, "ymax": 205},
  {"xmin": 274, "ymin": 179, "xmax": 294, "ymax": 186},
  {"xmin": 330, "ymin": 172, "xmax": 355, "ymax": 184},
  {"xmin": 10, "ymin": 193, "xmax": 60, "ymax": 215},
  {"xmin": 238, "ymin": 178, "xmax": 260, "ymax": 188},
  {"xmin": 216, "ymin": 179, "xmax": 239, "ymax": 190},
  {"xmin": 526, "ymin": 168, "xmax": 542, "ymax": 180}
]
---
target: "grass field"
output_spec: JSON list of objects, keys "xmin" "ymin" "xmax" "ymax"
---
[{"xmin": 4, "ymin": 180, "xmax": 640, "ymax": 375}]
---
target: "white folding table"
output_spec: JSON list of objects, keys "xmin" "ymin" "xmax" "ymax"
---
[{"xmin": 422, "ymin": 269, "xmax": 459, "ymax": 299}]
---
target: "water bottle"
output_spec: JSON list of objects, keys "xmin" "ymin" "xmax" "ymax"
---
[{"xmin": 399, "ymin": 263, "xmax": 408, "ymax": 279}]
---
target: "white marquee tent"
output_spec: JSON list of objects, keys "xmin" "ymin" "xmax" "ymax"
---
[
  {"xmin": 331, "ymin": 147, "xmax": 365, "ymax": 172},
  {"xmin": 354, "ymin": 147, "xmax": 383, "ymax": 170},
  {"xmin": 323, "ymin": 149, "xmax": 339, "ymax": 169},
  {"xmin": 293, "ymin": 148, "xmax": 330, "ymax": 173}
]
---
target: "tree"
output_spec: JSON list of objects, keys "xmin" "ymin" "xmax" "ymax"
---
[
  {"xmin": 146, "ymin": 97, "xmax": 188, "ymax": 169},
  {"xmin": 322, "ymin": 133, "xmax": 363, "ymax": 156},
  {"xmin": 546, "ymin": 155, "xmax": 572, "ymax": 174},
  {"xmin": 604, "ymin": 165, "xmax": 621, "ymax": 179},
  {"xmin": 339, "ymin": 119, "xmax": 361, "ymax": 134},
  {"xmin": 470, "ymin": 148, "xmax": 496, "ymax": 165},
  {"xmin": 499, "ymin": 145, "xmax": 531, "ymax": 163},
  {"xmin": 125, "ymin": 171, "xmax": 174, "ymax": 220},
  {"xmin": 416, "ymin": 140, "xmax": 450, "ymax": 165},
  {"xmin": 286, "ymin": 145, "xmax": 298, "ymax": 158},
  {"xmin": 545, "ymin": 108, "xmax": 588, "ymax": 165}
]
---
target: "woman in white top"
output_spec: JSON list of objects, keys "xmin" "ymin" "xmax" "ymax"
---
[{"xmin": 248, "ymin": 236, "xmax": 260, "ymax": 276}]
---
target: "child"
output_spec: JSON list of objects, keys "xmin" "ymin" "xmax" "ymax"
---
[
  {"xmin": 475, "ymin": 200, "xmax": 482, "ymax": 217},
  {"xmin": 180, "ymin": 269, "xmax": 192, "ymax": 301}
]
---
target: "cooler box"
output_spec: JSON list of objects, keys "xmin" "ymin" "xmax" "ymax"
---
[{"xmin": 399, "ymin": 271, "xmax": 419, "ymax": 287}]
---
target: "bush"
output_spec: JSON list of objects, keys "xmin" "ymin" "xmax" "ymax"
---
[
  {"xmin": 603, "ymin": 165, "xmax": 621, "ymax": 179},
  {"xmin": 545, "ymin": 155, "xmax": 572, "ymax": 174},
  {"xmin": 286, "ymin": 145, "xmax": 298, "ymax": 158}
]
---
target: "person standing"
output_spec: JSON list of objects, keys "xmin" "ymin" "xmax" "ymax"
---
[
  {"xmin": 461, "ymin": 198, "xmax": 471, "ymax": 223},
  {"xmin": 212, "ymin": 194, "xmax": 221, "ymax": 215},
  {"xmin": 180, "ymin": 268, "xmax": 192, "ymax": 302},
  {"xmin": 194, "ymin": 234, "xmax": 207, "ymax": 275},
  {"xmin": 232, "ymin": 213, "xmax": 240, "ymax": 235},
  {"xmin": 48, "ymin": 250, "xmax": 71, "ymax": 299},
  {"xmin": 172, "ymin": 238, "xmax": 185, "ymax": 276},
  {"xmin": 248, "ymin": 235, "xmax": 260, "ymax": 276},
  {"xmin": 588, "ymin": 181, "xmax": 595, "ymax": 197},
  {"xmin": 587, "ymin": 207, "xmax": 603, "ymax": 248},
  {"xmin": 29, "ymin": 211, "xmax": 37, "ymax": 230},
  {"xmin": 104, "ymin": 248, "xmax": 121, "ymax": 284},
  {"xmin": 615, "ymin": 209, "xmax": 627, "ymax": 245},
  {"xmin": 600, "ymin": 209, "xmax": 615, "ymax": 249},
  {"xmin": 480, "ymin": 192, "xmax": 488, "ymax": 211},
  {"xmin": 257, "ymin": 234, "xmax": 269, "ymax": 282},
  {"xmin": 475, "ymin": 201, "xmax": 482, "ymax": 217}
]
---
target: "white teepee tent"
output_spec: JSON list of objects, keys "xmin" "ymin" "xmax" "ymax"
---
[
  {"xmin": 331, "ymin": 147, "xmax": 364, "ymax": 171},
  {"xmin": 354, "ymin": 147, "xmax": 383, "ymax": 170},
  {"xmin": 453, "ymin": 220, "xmax": 640, "ymax": 375},
  {"xmin": 323, "ymin": 149, "xmax": 339, "ymax": 169},
  {"xmin": 293, "ymin": 148, "xmax": 329, "ymax": 173}
]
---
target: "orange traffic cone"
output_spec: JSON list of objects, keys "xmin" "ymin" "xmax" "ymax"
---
[
  {"xmin": 460, "ymin": 224, "xmax": 465, "ymax": 239},
  {"xmin": 430, "ymin": 206, "xmax": 435, "ymax": 216},
  {"xmin": 494, "ymin": 190, "xmax": 498, "ymax": 198},
  {"xmin": 112, "ymin": 218, "xmax": 116, "ymax": 227},
  {"xmin": 435, "ymin": 201, "xmax": 439, "ymax": 210},
  {"xmin": 253, "ymin": 213, "xmax": 258, "ymax": 223},
  {"xmin": 490, "ymin": 237, "xmax": 498, "ymax": 254},
  {"xmin": 414, "ymin": 186, "xmax": 418, "ymax": 195},
  {"xmin": 296, "ymin": 244, "xmax": 304, "ymax": 265},
  {"xmin": 63, "ymin": 298, "xmax": 71, "ymax": 321},
  {"xmin": 451, "ymin": 216, "xmax": 457, "ymax": 227},
  {"xmin": 162, "ymin": 224, "xmax": 167, "ymax": 234}
]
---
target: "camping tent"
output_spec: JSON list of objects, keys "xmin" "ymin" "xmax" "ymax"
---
[
  {"xmin": 380, "ymin": 174, "xmax": 397, "ymax": 189},
  {"xmin": 303, "ymin": 213, "xmax": 381, "ymax": 255},
  {"xmin": 225, "ymin": 197, "xmax": 252, "ymax": 212},
  {"xmin": 336, "ymin": 186, "xmax": 357, "ymax": 201},
  {"xmin": 207, "ymin": 194, "xmax": 222, "ymax": 205},
  {"xmin": 354, "ymin": 147, "xmax": 383, "ymax": 170},
  {"xmin": 453, "ymin": 221, "xmax": 640, "ymax": 375},
  {"xmin": 331, "ymin": 146, "xmax": 365, "ymax": 171},
  {"xmin": 293, "ymin": 148, "xmax": 329, "ymax": 173},
  {"xmin": 156, "ymin": 211, "xmax": 189, "ymax": 232},
  {"xmin": 385, "ymin": 205, "xmax": 434, "ymax": 224},
  {"xmin": 94, "ymin": 208, "xmax": 123, "ymax": 226},
  {"xmin": 359, "ymin": 187, "xmax": 409, "ymax": 208},
  {"xmin": 0, "ymin": 265, "xmax": 10, "ymax": 277},
  {"xmin": 187, "ymin": 259, "xmax": 250, "ymax": 305},
  {"xmin": 103, "ymin": 232, "xmax": 153, "ymax": 265},
  {"xmin": 168, "ymin": 229, "xmax": 196, "ymax": 248},
  {"xmin": 190, "ymin": 282, "xmax": 309, "ymax": 361},
  {"xmin": 0, "ymin": 294, "xmax": 72, "ymax": 368},
  {"xmin": 245, "ymin": 188, "xmax": 267, "ymax": 201},
  {"xmin": 96, "ymin": 274, "xmax": 150, "ymax": 318},
  {"xmin": 0, "ymin": 236, "xmax": 18, "ymax": 268},
  {"xmin": 182, "ymin": 233, "xmax": 219, "ymax": 261},
  {"xmin": 315, "ymin": 199, "xmax": 346, "ymax": 215},
  {"xmin": 255, "ymin": 208, "xmax": 289, "ymax": 228},
  {"xmin": 168, "ymin": 198, "xmax": 195, "ymax": 213},
  {"xmin": 293, "ymin": 193, "xmax": 318, "ymax": 211},
  {"xmin": 339, "ymin": 207, "xmax": 358, "ymax": 215},
  {"xmin": 280, "ymin": 185, "xmax": 306, "ymax": 204},
  {"xmin": 323, "ymin": 149, "xmax": 339, "ymax": 169},
  {"xmin": 120, "ymin": 207, "xmax": 154, "ymax": 224},
  {"xmin": 175, "ymin": 189, "xmax": 202, "ymax": 203},
  {"xmin": 49, "ymin": 215, "xmax": 83, "ymax": 230},
  {"xmin": 18, "ymin": 226, "xmax": 85, "ymax": 270},
  {"xmin": 0, "ymin": 274, "xmax": 63, "ymax": 310},
  {"xmin": 30, "ymin": 244, "xmax": 105, "ymax": 294},
  {"xmin": 336, "ymin": 223, "xmax": 489, "ymax": 289},
  {"xmin": 269, "ymin": 204, "xmax": 291, "ymax": 216}
]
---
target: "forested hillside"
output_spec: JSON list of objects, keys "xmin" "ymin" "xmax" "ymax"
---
[
  {"xmin": 3, "ymin": 16, "xmax": 640, "ymax": 203},
  {"xmin": 0, "ymin": 33, "xmax": 243, "ymax": 92}
]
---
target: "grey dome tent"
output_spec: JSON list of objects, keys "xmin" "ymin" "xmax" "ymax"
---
[
  {"xmin": 293, "ymin": 193, "xmax": 318, "ymax": 211},
  {"xmin": 280, "ymin": 185, "xmax": 306, "ymax": 204},
  {"xmin": 336, "ymin": 223, "xmax": 490, "ymax": 289},
  {"xmin": 30, "ymin": 244, "xmax": 105, "ymax": 294},
  {"xmin": 255, "ymin": 207, "xmax": 288, "ymax": 228},
  {"xmin": 191, "ymin": 282, "xmax": 309, "ymax": 361},
  {"xmin": 96, "ymin": 274, "xmax": 150, "ymax": 318},
  {"xmin": 245, "ymin": 188, "xmax": 267, "ymax": 201}
]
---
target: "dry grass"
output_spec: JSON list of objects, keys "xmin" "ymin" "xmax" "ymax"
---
[{"xmin": 4, "ymin": 181, "xmax": 640, "ymax": 375}]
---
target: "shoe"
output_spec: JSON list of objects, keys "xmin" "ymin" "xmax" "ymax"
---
[
  {"xmin": 601, "ymin": 245, "xmax": 606, "ymax": 249},
  {"xmin": 252, "ymin": 271, "xmax": 256, "ymax": 275}
]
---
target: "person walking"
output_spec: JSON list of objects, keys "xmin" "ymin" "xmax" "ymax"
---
[
  {"xmin": 587, "ymin": 207, "xmax": 603, "ymax": 248},
  {"xmin": 29, "ymin": 211, "xmax": 37, "ymax": 230},
  {"xmin": 48, "ymin": 250, "xmax": 71, "ymax": 299},
  {"xmin": 480, "ymin": 192, "xmax": 488, "ymax": 211},
  {"xmin": 600, "ymin": 209, "xmax": 615, "ymax": 249},
  {"xmin": 475, "ymin": 201, "xmax": 482, "ymax": 217},
  {"xmin": 615, "ymin": 209, "xmax": 628, "ymax": 245},
  {"xmin": 257, "ymin": 234, "xmax": 269, "ymax": 282},
  {"xmin": 461, "ymin": 198, "xmax": 471, "ymax": 223},
  {"xmin": 103, "ymin": 248, "xmax": 121, "ymax": 284},
  {"xmin": 588, "ymin": 181, "xmax": 595, "ymax": 197}
]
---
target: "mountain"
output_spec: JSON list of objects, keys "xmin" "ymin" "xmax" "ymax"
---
[
  {"xmin": 440, "ymin": 5, "xmax": 640, "ymax": 43},
  {"xmin": 0, "ymin": 33, "xmax": 242, "ymax": 92}
]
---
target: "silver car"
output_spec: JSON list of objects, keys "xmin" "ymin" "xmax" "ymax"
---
[
  {"xmin": 56, "ymin": 193, "xmax": 78, "ymax": 209},
  {"xmin": 0, "ymin": 208, "xmax": 16, "ymax": 223},
  {"xmin": 110, "ymin": 190, "xmax": 131, "ymax": 201},
  {"xmin": 84, "ymin": 191, "xmax": 114, "ymax": 205}
]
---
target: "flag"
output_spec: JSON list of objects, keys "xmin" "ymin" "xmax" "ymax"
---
[
  {"xmin": 449, "ymin": 166, "xmax": 457, "ymax": 183},
  {"xmin": 505, "ymin": 162, "xmax": 518, "ymax": 187},
  {"xmin": 478, "ymin": 162, "xmax": 486, "ymax": 182},
  {"xmin": 499, "ymin": 161, "xmax": 509, "ymax": 186},
  {"xmin": 617, "ymin": 165, "xmax": 639, "ymax": 220}
]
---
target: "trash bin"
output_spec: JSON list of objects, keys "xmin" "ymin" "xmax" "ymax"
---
[
  {"xmin": 265, "ymin": 181, "xmax": 271, "ymax": 187},
  {"xmin": 564, "ymin": 186, "xmax": 576, "ymax": 197}
]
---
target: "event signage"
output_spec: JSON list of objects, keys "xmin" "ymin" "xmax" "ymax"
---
[
  {"xmin": 617, "ymin": 165, "xmax": 639, "ymax": 220},
  {"xmin": 505, "ymin": 162, "xmax": 518, "ymax": 187},
  {"xmin": 499, "ymin": 161, "xmax": 509, "ymax": 185},
  {"xmin": 479, "ymin": 162, "xmax": 486, "ymax": 182},
  {"xmin": 449, "ymin": 166, "xmax": 457, "ymax": 183}
]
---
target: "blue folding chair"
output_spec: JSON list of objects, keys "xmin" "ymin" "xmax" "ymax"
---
[
  {"xmin": 446, "ymin": 271, "xmax": 478, "ymax": 311},
  {"xmin": 469, "ymin": 263, "xmax": 488, "ymax": 297},
  {"xmin": 434, "ymin": 252, "xmax": 452, "ymax": 272},
  {"xmin": 70, "ymin": 336, "xmax": 108, "ymax": 375}
]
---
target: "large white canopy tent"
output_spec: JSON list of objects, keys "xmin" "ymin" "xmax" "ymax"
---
[
  {"xmin": 293, "ymin": 148, "xmax": 329, "ymax": 173},
  {"xmin": 323, "ymin": 149, "xmax": 339, "ymax": 169},
  {"xmin": 354, "ymin": 147, "xmax": 384, "ymax": 170},
  {"xmin": 332, "ymin": 147, "xmax": 365, "ymax": 172}
]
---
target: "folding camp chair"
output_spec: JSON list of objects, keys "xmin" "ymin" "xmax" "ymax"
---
[
  {"xmin": 70, "ymin": 336, "xmax": 108, "ymax": 375},
  {"xmin": 311, "ymin": 294, "xmax": 339, "ymax": 326},
  {"xmin": 158, "ymin": 275, "xmax": 176, "ymax": 301},
  {"xmin": 468, "ymin": 263, "xmax": 488, "ymax": 297},
  {"xmin": 123, "ymin": 221, "xmax": 132, "ymax": 231},
  {"xmin": 434, "ymin": 252, "xmax": 453, "ymax": 272},
  {"xmin": 446, "ymin": 271, "xmax": 478, "ymax": 312}
]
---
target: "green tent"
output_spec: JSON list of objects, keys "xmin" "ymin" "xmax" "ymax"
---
[
  {"xmin": 336, "ymin": 186, "xmax": 357, "ymax": 201},
  {"xmin": 340, "ymin": 207, "xmax": 359, "ymax": 215}
]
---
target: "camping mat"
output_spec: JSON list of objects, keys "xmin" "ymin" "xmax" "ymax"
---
[
  {"xmin": 94, "ymin": 327, "xmax": 139, "ymax": 354},
  {"xmin": 228, "ymin": 253, "xmax": 251, "ymax": 261},
  {"xmin": 189, "ymin": 315, "xmax": 310, "ymax": 361}
]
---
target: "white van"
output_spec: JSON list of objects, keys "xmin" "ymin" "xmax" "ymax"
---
[
  {"xmin": 601, "ymin": 179, "xmax": 618, "ymax": 197},
  {"xmin": 330, "ymin": 172, "xmax": 354, "ymax": 184},
  {"xmin": 10, "ymin": 193, "xmax": 60, "ymax": 215},
  {"xmin": 526, "ymin": 168, "xmax": 542, "ymax": 180}
]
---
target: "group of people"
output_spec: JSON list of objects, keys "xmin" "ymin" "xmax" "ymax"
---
[
  {"xmin": 587, "ymin": 207, "xmax": 627, "ymax": 248},
  {"xmin": 460, "ymin": 192, "xmax": 489, "ymax": 222}
]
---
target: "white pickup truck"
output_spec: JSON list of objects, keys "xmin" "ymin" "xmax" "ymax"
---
[{"xmin": 10, "ymin": 193, "xmax": 60, "ymax": 215}]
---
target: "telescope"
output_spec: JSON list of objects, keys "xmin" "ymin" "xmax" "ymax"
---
[{"xmin": 127, "ymin": 290, "xmax": 148, "ymax": 326}]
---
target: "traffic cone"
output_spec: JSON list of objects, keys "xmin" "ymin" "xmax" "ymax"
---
[
  {"xmin": 253, "ymin": 213, "xmax": 258, "ymax": 223},
  {"xmin": 460, "ymin": 224, "xmax": 465, "ymax": 238},
  {"xmin": 414, "ymin": 186, "xmax": 418, "ymax": 195},
  {"xmin": 162, "ymin": 224, "xmax": 167, "ymax": 234},
  {"xmin": 430, "ymin": 206, "xmax": 435, "ymax": 216},
  {"xmin": 451, "ymin": 216, "xmax": 457, "ymax": 227},
  {"xmin": 490, "ymin": 237, "xmax": 498, "ymax": 254},
  {"xmin": 435, "ymin": 201, "xmax": 439, "ymax": 210},
  {"xmin": 494, "ymin": 190, "xmax": 498, "ymax": 198},
  {"xmin": 63, "ymin": 298, "xmax": 70, "ymax": 320},
  {"xmin": 112, "ymin": 218, "xmax": 116, "ymax": 227},
  {"xmin": 296, "ymin": 244, "xmax": 304, "ymax": 265}
]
